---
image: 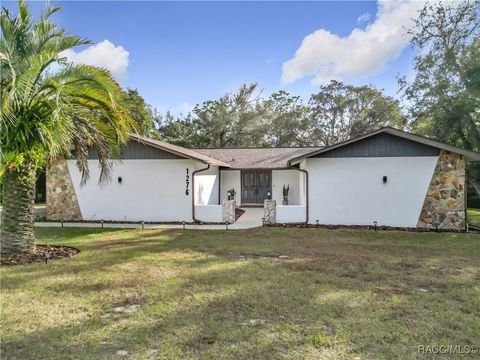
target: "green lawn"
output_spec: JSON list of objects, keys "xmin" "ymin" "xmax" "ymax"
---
[
  {"xmin": 468, "ymin": 208, "xmax": 480, "ymax": 225},
  {"xmin": 1, "ymin": 227, "xmax": 479, "ymax": 359}
]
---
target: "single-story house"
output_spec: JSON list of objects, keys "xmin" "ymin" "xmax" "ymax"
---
[{"xmin": 46, "ymin": 127, "xmax": 480, "ymax": 230}]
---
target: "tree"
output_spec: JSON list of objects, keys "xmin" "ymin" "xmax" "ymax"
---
[
  {"xmin": 0, "ymin": 1, "xmax": 136, "ymax": 252},
  {"xmin": 263, "ymin": 91, "xmax": 311, "ymax": 147},
  {"xmin": 308, "ymin": 80, "xmax": 405, "ymax": 146},
  {"xmin": 192, "ymin": 83, "xmax": 268, "ymax": 147},
  {"xmin": 124, "ymin": 88, "xmax": 157, "ymax": 138},
  {"xmin": 400, "ymin": 0, "xmax": 480, "ymax": 193},
  {"xmin": 157, "ymin": 111, "xmax": 199, "ymax": 147}
]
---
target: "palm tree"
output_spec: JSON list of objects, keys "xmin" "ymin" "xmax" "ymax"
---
[{"xmin": 1, "ymin": 1, "xmax": 136, "ymax": 253}]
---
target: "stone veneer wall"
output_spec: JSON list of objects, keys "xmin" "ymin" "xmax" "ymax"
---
[
  {"xmin": 46, "ymin": 157, "xmax": 83, "ymax": 221},
  {"xmin": 417, "ymin": 150, "xmax": 465, "ymax": 230}
]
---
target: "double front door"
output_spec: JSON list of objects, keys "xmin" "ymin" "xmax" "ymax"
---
[{"xmin": 241, "ymin": 170, "xmax": 272, "ymax": 204}]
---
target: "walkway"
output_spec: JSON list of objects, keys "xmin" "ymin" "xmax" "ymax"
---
[{"xmin": 34, "ymin": 207, "xmax": 264, "ymax": 230}]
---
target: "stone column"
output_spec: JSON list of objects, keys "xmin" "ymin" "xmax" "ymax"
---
[
  {"xmin": 264, "ymin": 199, "xmax": 276, "ymax": 225},
  {"xmin": 46, "ymin": 157, "xmax": 83, "ymax": 221},
  {"xmin": 417, "ymin": 151, "xmax": 465, "ymax": 230},
  {"xmin": 222, "ymin": 199, "xmax": 236, "ymax": 224}
]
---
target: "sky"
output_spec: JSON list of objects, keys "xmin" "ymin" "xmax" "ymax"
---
[{"xmin": 4, "ymin": 1, "xmax": 423, "ymax": 114}]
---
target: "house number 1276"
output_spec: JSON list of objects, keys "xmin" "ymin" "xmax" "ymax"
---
[{"xmin": 185, "ymin": 168, "xmax": 190, "ymax": 195}]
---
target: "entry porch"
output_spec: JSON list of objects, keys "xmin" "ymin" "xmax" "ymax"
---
[{"xmin": 194, "ymin": 167, "xmax": 307, "ymax": 223}]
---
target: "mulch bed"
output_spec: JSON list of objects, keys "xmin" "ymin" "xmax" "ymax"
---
[
  {"xmin": 36, "ymin": 208, "xmax": 246, "ymax": 226},
  {"xmin": 1, "ymin": 245, "xmax": 80, "ymax": 266},
  {"xmin": 235, "ymin": 208, "xmax": 245, "ymax": 221},
  {"xmin": 265, "ymin": 223, "xmax": 472, "ymax": 233}
]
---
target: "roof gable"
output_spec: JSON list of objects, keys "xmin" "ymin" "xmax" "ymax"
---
[
  {"xmin": 129, "ymin": 134, "xmax": 231, "ymax": 167},
  {"xmin": 310, "ymin": 132, "xmax": 440, "ymax": 158},
  {"xmin": 289, "ymin": 127, "xmax": 480, "ymax": 164}
]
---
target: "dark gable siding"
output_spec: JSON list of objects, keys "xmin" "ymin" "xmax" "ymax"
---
[
  {"xmin": 314, "ymin": 133, "xmax": 440, "ymax": 158},
  {"xmin": 87, "ymin": 140, "xmax": 184, "ymax": 160}
]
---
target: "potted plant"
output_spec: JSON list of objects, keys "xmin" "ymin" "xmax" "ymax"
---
[
  {"xmin": 227, "ymin": 188, "xmax": 236, "ymax": 200},
  {"xmin": 282, "ymin": 184, "xmax": 289, "ymax": 205}
]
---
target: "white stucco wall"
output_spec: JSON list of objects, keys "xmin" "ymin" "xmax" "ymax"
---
[
  {"xmin": 299, "ymin": 160, "xmax": 307, "ymax": 205},
  {"xmin": 306, "ymin": 157, "xmax": 438, "ymax": 227},
  {"xmin": 195, "ymin": 205, "xmax": 222, "ymax": 222},
  {"xmin": 68, "ymin": 159, "xmax": 196, "ymax": 222},
  {"xmin": 194, "ymin": 165, "xmax": 219, "ymax": 205},
  {"xmin": 220, "ymin": 170, "xmax": 241, "ymax": 203},
  {"xmin": 277, "ymin": 205, "xmax": 306, "ymax": 223},
  {"xmin": 272, "ymin": 170, "xmax": 302, "ymax": 205}
]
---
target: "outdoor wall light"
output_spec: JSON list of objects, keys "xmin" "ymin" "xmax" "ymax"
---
[
  {"xmin": 383, "ymin": 176, "xmax": 388, "ymax": 184},
  {"xmin": 118, "ymin": 176, "xmax": 123, "ymax": 184},
  {"xmin": 267, "ymin": 191, "xmax": 271, "ymax": 200},
  {"xmin": 374, "ymin": 221, "xmax": 378, "ymax": 231}
]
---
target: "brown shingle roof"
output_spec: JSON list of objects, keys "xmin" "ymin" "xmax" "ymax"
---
[{"xmin": 194, "ymin": 147, "xmax": 321, "ymax": 169}]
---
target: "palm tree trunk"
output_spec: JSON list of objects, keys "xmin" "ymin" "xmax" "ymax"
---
[{"xmin": 1, "ymin": 164, "xmax": 36, "ymax": 253}]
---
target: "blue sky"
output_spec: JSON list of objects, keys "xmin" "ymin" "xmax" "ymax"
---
[{"xmin": 5, "ymin": 1, "xmax": 420, "ymax": 114}]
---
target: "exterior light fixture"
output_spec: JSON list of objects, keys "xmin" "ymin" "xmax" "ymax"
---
[
  {"xmin": 141, "ymin": 221, "xmax": 145, "ymax": 230},
  {"xmin": 267, "ymin": 191, "xmax": 271, "ymax": 200},
  {"xmin": 61, "ymin": 220, "xmax": 64, "ymax": 228},
  {"xmin": 383, "ymin": 176, "xmax": 387, "ymax": 184},
  {"xmin": 434, "ymin": 222, "xmax": 439, "ymax": 232},
  {"xmin": 101, "ymin": 220, "xmax": 104, "ymax": 229},
  {"xmin": 43, "ymin": 251, "xmax": 50, "ymax": 264},
  {"xmin": 182, "ymin": 221, "xmax": 186, "ymax": 230},
  {"xmin": 316, "ymin": 220, "xmax": 319, "ymax": 228},
  {"xmin": 118, "ymin": 176, "xmax": 122, "ymax": 184},
  {"xmin": 374, "ymin": 221, "xmax": 378, "ymax": 231},
  {"xmin": 261, "ymin": 217, "xmax": 265, "ymax": 227}
]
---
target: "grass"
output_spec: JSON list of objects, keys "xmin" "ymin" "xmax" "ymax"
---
[
  {"xmin": 1, "ymin": 227, "xmax": 479, "ymax": 359},
  {"xmin": 468, "ymin": 208, "xmax": 480, "ymax": 225}
]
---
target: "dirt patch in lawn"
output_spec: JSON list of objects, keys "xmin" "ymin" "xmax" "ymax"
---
[{"xmin": 1, "ymin": 244, "xmax": 80, "ymax": 266}]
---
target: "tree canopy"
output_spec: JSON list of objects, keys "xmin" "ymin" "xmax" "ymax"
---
[{"xmin": 156, "ymin": 81, "xmax": 405, "ymax": 148}]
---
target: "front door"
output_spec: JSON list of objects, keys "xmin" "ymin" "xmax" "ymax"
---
[{"xmin": 241, "ymin": 170, "xmax": 272, "ymax": 204}]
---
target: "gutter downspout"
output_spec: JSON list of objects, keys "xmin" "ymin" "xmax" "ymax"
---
[
  {"xmin": 289, "ymin": 164, "xmax": 309, "ymax": 225},
  {"xmin": 192, "ymin": 164, "xmax": 211, "ymax": 223}
]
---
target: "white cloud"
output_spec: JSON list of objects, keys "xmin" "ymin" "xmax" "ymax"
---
[
  {"xmin": 357, "ymin": 12, "xmax": 372, "ymax": 23},
  {"xmin": 282, "ymin": 0, "xmax": 427, "ymax": 85},
  {"xmin": 61, "ymin": 40, "xmax": 129, "ymax": 82}
]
